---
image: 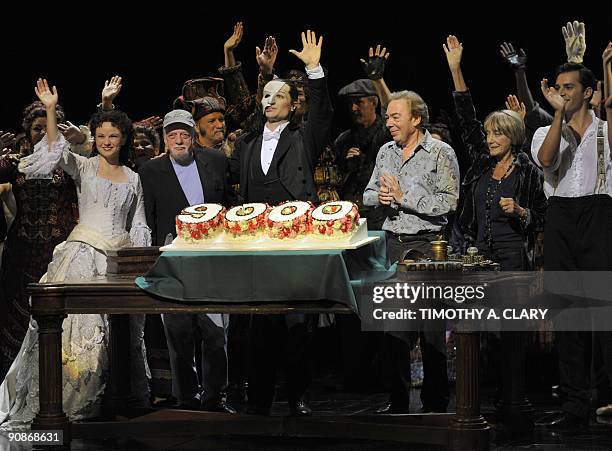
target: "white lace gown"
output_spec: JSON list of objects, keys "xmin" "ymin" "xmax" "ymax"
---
[{"xmin": 0, "ymin": 134, "xmax": 152, "ymax": 431}]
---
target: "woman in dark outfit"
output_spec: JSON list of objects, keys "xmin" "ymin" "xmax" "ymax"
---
[
  {"xmin": 0, "ymin": 101, "xmax": 78, "ymax": 379},
  {"xmin": 444, "ymin": 35, "xmax": 546, "ymax": 270}
]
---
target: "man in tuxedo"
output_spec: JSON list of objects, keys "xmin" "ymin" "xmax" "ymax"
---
[
  {"xmin": 228, "ymin": 30, "xmax": 332, "ymax": 416},
  {"xmin": 139, "ymin": 109, "xmax": 236, "ymax": 413}
]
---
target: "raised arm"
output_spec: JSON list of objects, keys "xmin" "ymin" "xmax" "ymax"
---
[
  {"xmin": 289, "ymin": 30, "xmax": 332, "ymax": 166},
  {"xmin": 255, "ymin": 36, "xmax": 278, "ymax": 104},
  {"xmin": 35, "ymin": 78, "xmax": 59, "ymax": 145},
  {"xmin": 562, "ymin": 20, "xmax": 586, "ymax": 64},
  {"xmin": 500, "ymin": 42, "xmax": 535, "ymax": 112},
  {"xmin": 444, "ymin": 36, "xmax": 488, "ymax": 163},
  {"xmin": 603, "ymin": 43, "xmax": 612, "ymax": 150},
  {"xmin": 505, "ymin": 95, "xmax": 527, "ymax": 121},
  {"xmin": 443, "ymin": 35, "xmax": 467, "ymax": 92},
  {"xmin": 289, "ymin": 30, "xmax": 322, "ymax": 70},
  {"xmin": 223, "ymin": 21, "xmax": 243, "ymax": 69},
  {"xmin": 19, "ymin": 79, "xmax": 88, "ymax": 180},
  {"xmin": 360, "ymin": 44, "xmax": 391, "ymax": 110},
  {"xmin": 535, "ymin": 79, "xmax": 566, "ymax": 168},
  {"xmin": 101, "ymin": 75, "xmax": 122, "ymax": 111}
]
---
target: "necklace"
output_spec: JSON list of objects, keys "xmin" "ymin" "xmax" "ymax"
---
[{"xmin": 483, "ymin": 156, "xmax": 516, "ymax": 250}]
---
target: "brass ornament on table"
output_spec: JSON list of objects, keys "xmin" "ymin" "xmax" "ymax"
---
[
  {"xmin": 430, "ymin": 235, "xmax": 448, "ymax": 261},
  {"xmin": 397, "ymin": 244, "xmax": 500, "ymax": 272}
]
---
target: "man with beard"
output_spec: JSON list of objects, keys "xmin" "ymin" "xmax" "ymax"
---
[{"xmin": 139, "ymin": 110, "xmax": 236, "ymax": 413}]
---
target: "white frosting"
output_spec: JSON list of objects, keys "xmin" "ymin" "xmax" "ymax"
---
[
  {"xmin": 225, "ymin": 203, "xmax": 268, "ymax": 222},
  {"xmin": 312, "ymin": 201, "xmax": 355, "ymax": 221},
  {"xmin": 177, "ymin": 213, "xmax": 209, "ymax": 224},
  {"xmin": 181, "ymin": 204, "xmax": 224, "ymax": 222},
  {"xmin": 268, "ymin": 201, "xmax": 312, "ymax": 222}
]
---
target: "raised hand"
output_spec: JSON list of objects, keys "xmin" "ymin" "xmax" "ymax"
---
[
  {"xmin": 562, "ymin": 21, "xmax": 586, "ymax": 64},
  {"xmin": 604, "ymin": 42, "xmax": 612, "ymax": 67},
  {"xmin": 135, "ymin": 116, "xmax": 163, "ymax": 130},
  {"xmin": 360, "ymin": 44, "xmax": 389, "ymax": 80},
  {"xmin": 505, "ymin": 95, "xmax": 527, "ymax": 121},
  {"xmin": 34, "ymin": 78, "xmax": 58, "ymax": 109},
  {"xmin": 591, "ymin": 81, "xmax": 603, "ymax": 110},
  {"xmin": 227, "ymin": 128, "xmax": 243, "ymax": 143},
  {"xmin": 0, "ymin": 131, "xmax": 16, "ymax": 151},
  {"xmin": 443, "ymin": 35, "xmax": 463, "ymax": 70},
  {"xmin": 102, "ymin": 76, "xmax": 122, "ymax": 103},
  {"xmin": 289, "ymin": 30, "xmax": 323, "ymax": 70},
  {"xmin": 57, "ymin": 121, "xmax": 86, "ymax": 145},
  {"xmin": 255, "ymin": 36, "xmax": 278, "ymax": 74},
  {"xmin": 500, "ymin": 42, "xmax": 527, "ymax": 70},
  {"xmin": 224, "ymin": 22, "xmax": 244, "ymax": 51},
  {"xmin": 540, "ymin": 78, "xmax": 565, "ymax": 112}
]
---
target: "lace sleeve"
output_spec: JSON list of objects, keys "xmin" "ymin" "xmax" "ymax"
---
[
  {"xmin": 128, "ymin": 175, "xmax": 152, "ymax": 247},
  {"xmin": 18, "ymin": 134, "xmax": 88, "ymax": 181}
]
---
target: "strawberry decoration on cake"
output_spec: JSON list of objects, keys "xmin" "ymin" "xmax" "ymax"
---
[
  {"xmin": 223, "ymin": 203, "xmax": 270, "ymax": 239},
  {"xmin": 175, "ymin": 203, "xmax": 226, "ymax": 242},
  {"xmin": 311, "ymin": 201, "xmax": 360, "ymax": 239},
  {"xmin": 267, "ymin": 201, "xmax": 314, "ymax": 240}
]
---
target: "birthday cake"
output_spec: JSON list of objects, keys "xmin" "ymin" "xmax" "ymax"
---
[
  {"xmin": 176, "ymin": 203, "xmax": 225, "ymax": 241},
  {"xmin": 223, "ymin": 203, "xmax": 270, "ymax": 240},
  {"xmin": 266, "ymin": 201, "xmax": 314, "ymax": 240},
  {"xmin": 311, "ymin": 201, "xmax": 360, "ymax": 239}
]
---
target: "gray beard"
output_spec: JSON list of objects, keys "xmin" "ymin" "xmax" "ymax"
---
[{"xmin": 171, "ymin": 151, "xmax": 194, "ymax": 166}]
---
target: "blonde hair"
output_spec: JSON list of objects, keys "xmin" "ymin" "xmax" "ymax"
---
[
  {"xmin": 388, "ymin": 90, "xmax": 429, "ymax": 128},
  {"xmin": 483, "ymin": 110, "xmax": 525, "ymax": 150}
]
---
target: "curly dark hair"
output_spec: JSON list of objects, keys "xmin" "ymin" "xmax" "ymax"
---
[
  {"xmin": 90, "ymin": 110, "xmax": 134, "ymax": 166},
  {"xmin": 22, "ymin": 100, "xmax": 65, "ymax": 140},
  {"xmin": 132, "ymin": 123, "xmax": 161, "ymax": 152}
]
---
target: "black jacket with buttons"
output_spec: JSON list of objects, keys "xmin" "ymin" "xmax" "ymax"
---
[{"xmin": 229, "ymin": 73, "xmax": 333, "ymax": 204}]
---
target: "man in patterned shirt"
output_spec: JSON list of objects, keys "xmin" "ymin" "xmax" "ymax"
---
[
  {"xmin": 364, "ymin": 90, "xmax": 460, "ymax": 414},
  {"xmin": 364, "ymin": 90, "xmax": 460, "ymax": 263}
]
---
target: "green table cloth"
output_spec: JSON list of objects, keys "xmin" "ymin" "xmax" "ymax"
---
[{"xmin": 136, "ymin": 231, "xmax": 395, "ymax": 313}]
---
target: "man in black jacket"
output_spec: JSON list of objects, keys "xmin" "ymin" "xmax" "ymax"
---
[
  {"xmin": 228, "ymin": 30, "xmax": 333, "ymax": 416},
  {"xmin": 139, "ymin": 109, "xmax": 236, "ymax": 413}
]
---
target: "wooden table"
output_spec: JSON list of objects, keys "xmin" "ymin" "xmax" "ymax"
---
[{"xmin": 26, "ymin": 271, "xmax": 498, "ymax": 450}]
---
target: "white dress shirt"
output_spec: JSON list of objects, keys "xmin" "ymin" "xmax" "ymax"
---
[
  {"xmin": 531, "ymin": 110, "xmax": 611, "ymax": 198},
  {"xmin": 261, "ymin": 121, "xmax": 290, "ymax": 175}
]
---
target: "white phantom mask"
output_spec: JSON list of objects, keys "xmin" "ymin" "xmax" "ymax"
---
[{"xmin": 261, "ymin": 80, "xmax": 288, "ymax": 113}]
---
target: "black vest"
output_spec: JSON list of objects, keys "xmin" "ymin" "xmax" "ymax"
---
[{"xmin": 247, "ymin": 136, "xmax": 292, "ymax": 204}]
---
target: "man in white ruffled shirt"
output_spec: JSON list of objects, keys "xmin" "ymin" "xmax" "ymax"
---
[{"xmin": 531, "ymin": 56, "xmax": 612, "ymax": 428}]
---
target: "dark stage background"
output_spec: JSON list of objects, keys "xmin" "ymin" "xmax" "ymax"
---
[{"xmin": 1, "ymin": 10, "xmax": 610, "ymax": 138}]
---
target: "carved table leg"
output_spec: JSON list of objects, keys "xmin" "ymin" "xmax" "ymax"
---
[
  {"xmin": 449, "ymin": 331, "xmax": 490, "ymax": 451},
  {"xmin": 31, "ymin": 311, "xmax": 70, "ymax": 447}
]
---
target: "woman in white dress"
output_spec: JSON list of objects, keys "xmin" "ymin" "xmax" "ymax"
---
[{"xmin": 0, "ymin": 79, "xmax": 151, "ymax": 430}]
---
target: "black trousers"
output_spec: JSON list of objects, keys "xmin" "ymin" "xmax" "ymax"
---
[
  {"xmin": 545, "ymin": 195, "xmax": 612, "ymax": 417},
  {"xmin": 385, "ymin": 232, "xmax": 449, "ymax": 410},
  {"xmin": 247, "ymin": 314, "xmax": 312, "ymax": 411},
  {"xmin": 162, "ymin": 313, "xmax": 228, "ymax": 405}
]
